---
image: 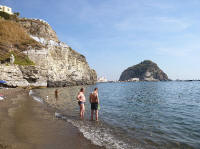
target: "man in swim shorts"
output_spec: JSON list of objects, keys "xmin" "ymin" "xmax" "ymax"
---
[
  {"xmin": 89, "ymin": 88, "xmax": 99, "ymax": 121},
  {"xmin": 77, "ymin": 88, "xmax": 86, "ymax": 119}
]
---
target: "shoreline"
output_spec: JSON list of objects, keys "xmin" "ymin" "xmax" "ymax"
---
[{"xmin": 0, "ymin": 88, "xmax": 104, "ymax": 149}]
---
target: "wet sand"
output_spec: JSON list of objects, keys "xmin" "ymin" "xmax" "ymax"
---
[{"xmin": 0, "ymin": 88, "xmax": 103, "ymax": 149}]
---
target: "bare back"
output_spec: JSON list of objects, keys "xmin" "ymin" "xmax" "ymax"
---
[{"xmin": 90, "ymin": 92, "xmax": 98, "ymax": 103}]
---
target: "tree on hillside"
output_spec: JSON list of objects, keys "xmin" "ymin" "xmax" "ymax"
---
[{"xmin": 14, "ymin": 12, "xmax": 20, "ymax": 17}]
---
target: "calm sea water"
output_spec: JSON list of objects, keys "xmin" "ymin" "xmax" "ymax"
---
[{"xmin": 33, "ymin": 82, "xmax": 200, "ymax": 149}]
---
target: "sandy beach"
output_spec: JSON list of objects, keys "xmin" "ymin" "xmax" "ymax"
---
[{"xmin": 0, "ymin": 88, "xmax": 103, "ymax": 149}]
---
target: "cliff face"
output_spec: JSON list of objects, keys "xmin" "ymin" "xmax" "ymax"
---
[
  {"xmin": 0, "ymin": 18, "xmax": 97, "ymax": 87},
  {"xmin": 18, "ymin": 18, "xmax": 59, "ymax": 42},
  {"xmin": 119, "ymin": 60, "xmax": 169, "ymax": 81},
  {"xmin": 0, "ymin": 65, "xmax": 47, "ymax": 87}
]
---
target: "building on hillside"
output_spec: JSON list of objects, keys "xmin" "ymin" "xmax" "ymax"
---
[
  {"xmin": 128, "ymin": 78, "xmax": 140, "ymax": 82},
  {"xmin": 0, "ymin": 5, "xmax": 13, "ymax": 15},
  {"xmin": 97, "ymin": 76, "xmax": 108, "ymax": 83}
]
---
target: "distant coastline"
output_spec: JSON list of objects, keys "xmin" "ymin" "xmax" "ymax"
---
[{"xmin": 97, "ymin": 79, "xmax": 200, "ymax": 83}]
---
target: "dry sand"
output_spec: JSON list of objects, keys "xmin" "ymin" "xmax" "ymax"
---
[{"xmin": 0, "ymin": 88, "xmax": 104, "ymax": 149}]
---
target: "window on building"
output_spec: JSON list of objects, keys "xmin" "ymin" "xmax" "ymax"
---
[{"xmin": 7, "ymin": 8, "xmax": 10, "ymax": 11}]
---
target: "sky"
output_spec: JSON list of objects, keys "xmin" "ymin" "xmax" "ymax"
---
[{"xmin": 1, "ymin": 0, "xmax": 200, "ymax": 80}]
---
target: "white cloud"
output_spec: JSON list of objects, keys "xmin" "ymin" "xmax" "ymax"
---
[
  {"xmin": 157, "ymin": 48, "xmax": 192, "ymax": 57},
  {"xmin": 143, "ymin": 1, "xmax": 174, "ymax": 10},
  {"xmin": 156, "ymin": 45, "xmax": 200, "ymax": 57},
  {"xmin": 158, "ymin": 17, "xmax": 191, "ymax": 30},
  {"xmin": 115, "ymin": 16, "xmax": 191, "ymax": 32}
]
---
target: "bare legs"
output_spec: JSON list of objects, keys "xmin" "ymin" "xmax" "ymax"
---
[
  {"xmin": 91, "ymin": 110, "xmax": 94, "ymax": 120},
  {"xmin": 80, "ymin": 104, "xmax": 85, "ymax": 119},
  {"xmin": 95, "ymin": 110, "xmax": 98, "ymax": 121},
  {"xmin": 91, "ymin": 110, "xmax": 98, "ymax": 121}
]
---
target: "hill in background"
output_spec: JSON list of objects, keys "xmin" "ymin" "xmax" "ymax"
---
[{"xmin": 119, "ymin": 60, "xmax": 169, "ymax": 81}]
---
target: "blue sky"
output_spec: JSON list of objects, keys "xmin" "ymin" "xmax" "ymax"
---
[{"xmin": 1, "ymin": 0, "xmax": 200, "ymax": 80}]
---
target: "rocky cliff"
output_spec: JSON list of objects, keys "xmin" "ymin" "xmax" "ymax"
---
[
  {"xmin": 119, "ymin": 60, "xmax": 169, "ymax": 81},
  {"xmin": 0, "ymin": 18, "xmax": 97, "ymax": 87}
]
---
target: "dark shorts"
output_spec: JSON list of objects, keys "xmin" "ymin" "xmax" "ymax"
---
[
  {"xmin": 78, "ymin": 101, "xmax": 84, "ymax": 105},
  {"xmin": 91, "ymin": 102, "xmax": 98, "ymax": 110}
]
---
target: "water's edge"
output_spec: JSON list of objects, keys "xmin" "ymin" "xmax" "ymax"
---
[
  {"xmin": 29, "ymin": 89, "xmax": 144, "ymax": 149},
  {"xmin": 29, "ymin": 81, "xmax": 200, "ymax": 149}
]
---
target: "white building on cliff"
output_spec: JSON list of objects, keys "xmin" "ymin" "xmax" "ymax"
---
[
  {"xmin": 97, "ymin": 76, "xmax": 108, "ymax": 82},
  {"xmin": 0, "ymin": 5, "xmax": 13, "ymax": 15}
]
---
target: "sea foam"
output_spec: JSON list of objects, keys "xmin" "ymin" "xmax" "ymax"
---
[
  {"xmin": 29, "ymin": 90, "xmax": 43, "ymax": 103},
  {"xmin": 67, "ymin": 119, "xmax": 142, "ymax": 149}
]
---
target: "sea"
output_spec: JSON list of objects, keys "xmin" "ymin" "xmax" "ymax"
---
[{"xmin": 31, "ymin": 81, "xmax": 200, "ymax": 149}]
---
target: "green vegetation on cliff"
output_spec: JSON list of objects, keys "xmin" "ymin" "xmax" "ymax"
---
[
  {"xmin": 0, "ymin": 19, "xmax": 41, "ymax": 65},
  {"xmin": 0, "ymin": 11, "xmax": 15, "ymax": 20}
]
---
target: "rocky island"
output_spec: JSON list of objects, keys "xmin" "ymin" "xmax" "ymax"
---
[
  {"xmin": 0, "ymin": 14, "xmax": 97, "ymax": 87},
  {"xmin": 119, "ymin": 60, "xmax": 169, "ymax": 82}
]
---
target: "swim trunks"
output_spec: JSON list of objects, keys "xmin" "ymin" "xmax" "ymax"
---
[
  {"xmin": 78, "ymin": 101, "xmax": 84, "ymax": 105},
  {"xmin": 91, "ymin": 102, "xmax": 98, "ymax": 110}
]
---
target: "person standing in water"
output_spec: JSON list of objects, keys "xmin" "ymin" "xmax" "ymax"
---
[
  {"xmin": 77, "ymin": 88, "xmax": 86, "ymax": 119},
  {"xmin": 55, "ymin": 89, "xmax": 58, "ymax": 100},
  {"xmin": 90, "ymin": 88, "xmax": 99, "ymax": 121}
]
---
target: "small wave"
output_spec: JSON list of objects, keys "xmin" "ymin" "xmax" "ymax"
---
[
  {"xmin": 29, "ymin": 90, "xmax": 43, "ymax": 103},
  {"xmin": 67, "ymin": 119, "xmax": 143, "ymax": 149},
  {"xmin": 55, "ymin": 112, "xmax": 67, "ymax": 120}
]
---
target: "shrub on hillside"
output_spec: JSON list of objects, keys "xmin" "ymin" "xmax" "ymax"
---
[
  {"xmin": 0, "ymin": 11, "xmax": 19, "ymax": 21},
  {"xmin": 0, "ymin": 19, "xmax": 41, "ymax": 49},
  {"xmin": 0, "ymin": 19, "xmax": 42, "ymax": 65},
  {"xmin": 14, "ymin": 12, "xmax": 20, "ymax": 17},
  {"xmin": 0, "ymin": 11, "xmax": 10, "ymax": 20}
]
